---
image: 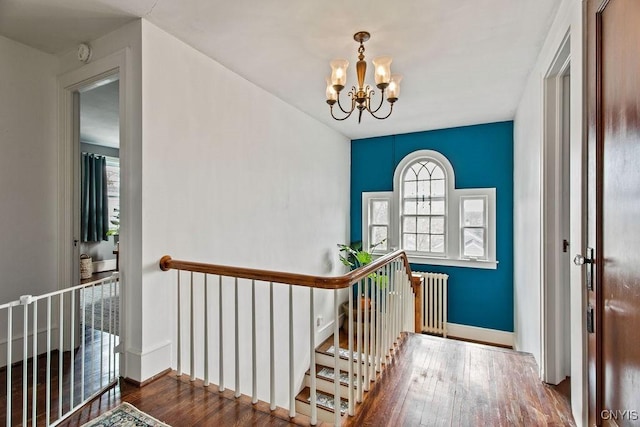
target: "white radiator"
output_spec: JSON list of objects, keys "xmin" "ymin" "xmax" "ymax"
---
[{"xmin": 419, "ymin": 272, "xmax": 449, "ymax": 337}]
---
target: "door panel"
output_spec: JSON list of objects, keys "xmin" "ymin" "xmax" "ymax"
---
[{"xmin": 588, "ymin": 0, "xmax": 640, "ymax": 425}]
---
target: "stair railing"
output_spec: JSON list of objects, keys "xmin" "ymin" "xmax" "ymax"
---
[{"xmin": 160, "ymin": 250, "xmax": 416, "ymax": 426}]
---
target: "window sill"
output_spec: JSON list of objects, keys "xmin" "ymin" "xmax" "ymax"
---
[{"xmin": 373, "ymin": 253, "xmax": 498, "ymax": 270}]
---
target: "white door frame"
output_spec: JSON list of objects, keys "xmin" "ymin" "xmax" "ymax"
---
[
  {"xmin": 57, "ymin": 48, "xmax": 130, "ymax": 360},
  {"xmin": 541, "ymin": 31, "xmax": 571, "ymax": 385}
]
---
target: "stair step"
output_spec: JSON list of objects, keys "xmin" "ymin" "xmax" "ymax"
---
[
  {"xmin": 317, "ymin": 366, "xmax": 351, "ymax": 385},
  {"xmin": 315, "ymin": 346, "xmax": 382, "ymax": 372},
  {"xmin": 295, "ymin": 386, "xmax": 348, "ymax": 423},
  {"xmin": 304, "ymin": 365, "xmax": 356, "ymax": 399}
]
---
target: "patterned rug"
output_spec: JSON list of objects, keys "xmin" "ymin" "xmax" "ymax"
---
[{"xmin": 81, "ymin": 403, "xmax": 170, "ymax": 427}]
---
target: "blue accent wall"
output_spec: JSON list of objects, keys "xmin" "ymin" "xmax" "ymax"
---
[{"xmin": 351, "ymin": 121, "xmax": 514, "ymax": 332}]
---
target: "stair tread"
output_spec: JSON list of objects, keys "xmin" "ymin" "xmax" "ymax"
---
[
  {"xmin": 317, "ymin": 345, "xmax": 374, "ymax": 363},
  {"xmin": 295, "ymin": 387, "xmax": 348, "ymax": 414}
]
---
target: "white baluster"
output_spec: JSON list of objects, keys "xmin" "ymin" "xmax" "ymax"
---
[
  {"xmin": 46, "ymin": 297, "xmax": 51, "ymax": 425},
  {"xmin": 235, "ymin": 278, "xmax": 240, "ymax": 398},
  {"xmin": 59, "ymin": 293, "xmax": 63, "ymax": 418},
  {"xmin": 376, "ymin": 265, "xmax": 383, "ymax": 373},
  {"xmin": 363, "ymin": 277, "xmax": 369, "ymax": 391},
  {"xmin": 289, "ymin": 285, "xmax": 295, "ymax": 418},
  {"xmin": 70, "ymin": 291, "xmax": 75, "ymax": 410},
  {"xmin": 309, "ymin": 287, "xmax": 317, "ymax": 425},
  {"xmin": 177, "ymin": 271, "xmax": 182, "ymax": 376},
  {"xmin": 32, "ymin": 300, "xmax": 38, "ymax": 427},
  {"xmin": 80, "ymin": 289, "xmax": 85, "ymax": 402},
  {"xmin": 348, "ymin": 282, "xmax": 354, "ymax": 416},
  {"xmin": 356, "ymin": 278, "xmax": 362, "ymax": 402},
  {"xmin": 22, "ymin": 297, "xmax": 28, "ymax": 426},
  {"xmin": 269, "ymin": 282, "xmax": 275, "ymax": 411},
  {"xmin": 333, "ymin": 289, "xmax": 340, "ymax": 426},
  {"xmin": 100, "ymin": 283, "xmax": 105, "ymax": 388},
  {"xmin": 6, "ymin": 306, "xmax": 12, "ymax": 427},
  {"xmin": 204, "ymin": 274, "xmax": 209, "ymax": 387},
  {"xmin": 252, "ymin": 280, "xmax": 257, "ymax": 404},
  {"xmin": 190, "ymin": 272, "xmax": 195, "ymax": 382},
  {"xmin": 219, "ymin": 275, "xmax": 224, "ymax": 392}
]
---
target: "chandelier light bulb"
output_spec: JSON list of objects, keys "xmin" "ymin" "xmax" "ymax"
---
[
  {"xmin": 330, "ymin": 59, "xmax": 349, "ymax": 91},
  {"xmin": 387, "ymin": 74, "xmax": 403, "ymax": 102},
  {"xmin": 372, "ymin": 56, "xmax": 392, "ymax": 88}
]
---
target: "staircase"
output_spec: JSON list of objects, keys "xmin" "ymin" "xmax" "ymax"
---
[
  {"xmin": 159, "ymin": 251, "xmax": 418, "ymax": 426},
  {"xmin": 295, "ymin": 330, "xmax": 402, "ymax": 424}
]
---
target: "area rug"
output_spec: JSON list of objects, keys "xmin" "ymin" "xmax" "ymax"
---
[{"xmin": 81, "ymin": 402, "xmax": 170, "ymax": 427}]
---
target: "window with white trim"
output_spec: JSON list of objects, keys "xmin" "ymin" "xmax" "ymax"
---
[{"xmin": 362, "ymin": 150, "xmax": 498, "ymax": 269}]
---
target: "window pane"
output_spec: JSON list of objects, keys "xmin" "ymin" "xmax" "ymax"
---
[
  {"xmin": 403, "ymin": 216, "xmax": 417, "ymax": 232},
  {"xmin": 432, "ymin": 166, "xmax": 445, "ymax": 179},
  {"xmin": 417, "ymin": 201, "xmax": 430, "ymax": 215},
  {"xmin": 417, "ymin": 163, "xmax": 430, "ymax": 180},
  {"xmin": 431, "ymin": 179, "xmax": 445, "ymax": 197},
  {"xmin": 417, "ymin": 234, "xmax": 430, "ymax": 252},
  {"xmin": 431, "ymin": 235, "xmax": 445, "ymax": 253},
  {"xmin": 417, "ymin": 180, "xmax": 429, "ymax": 196},
  {"xmin": 431, "ymin": 217, "xmax": 445, "ymax": 234},
  {"xmin": 403, "ymin": 234, "xmax": 416, "ymax": 251},
  {"xmin": 463, "ymin": 228, "xmax": 485, "ymax": 257},
  {"xmin": 371, "ymin": 226, "xmax": 388, "ymax": 250},
  {"xmin": 404, "ymin": 181, "xmax": 417, "ymax": 197},
  {"xmin": 370, "ymin": 200, "xmax": 389, "ymax": 225},
  {"xmin": 404, "ymin": 200, "xmax": 417, "ymax": 215},
  {"xmin": 463, "ymin": 198, "xmax": 485, "ymax": 226},
  {"xmin": 432, "ymin": 200, "xmax": 445, "ymax": 215},
  {"xmin": 417, "ymin": 217, "xmax": 430, "ymax": 233}
]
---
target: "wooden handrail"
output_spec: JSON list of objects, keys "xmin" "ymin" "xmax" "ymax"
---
[{"xmin": 159, "ymin": 250, "xmax": 412, "ymax": 290}]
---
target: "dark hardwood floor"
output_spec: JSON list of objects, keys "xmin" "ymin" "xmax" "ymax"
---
[
  {"xmin": 54, "ymin": 333, "xmax": 573, "ymax": 427},
  {"xmin": 0, "ymin": 328, "xmax": 118, "ymax": 426},
  {"xmin": 344, "ymin": 333, "xmax": 575, "ymax": 427}
]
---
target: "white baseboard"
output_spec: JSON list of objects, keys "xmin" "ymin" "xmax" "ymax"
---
[
  {"xmin": 0, "ymin": 327, "xmax": 60, "ymax": 367},
  {"xmin": 446, "ymin": 323, "xmax": 513, "ymax": 347},
  {"xmin": 93, "ymin": 258, "xmax": 117, "ymax": 273},
  {"xmin": 123, "ymin": 340, "xmax": 172, "ymax": 383}
]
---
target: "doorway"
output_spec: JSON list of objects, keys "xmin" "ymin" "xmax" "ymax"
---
[
  {"xmin": 77, "ymin": 76, "xmax": 121, "ymax": 341},
  {"xmin": 542, "ymin": 32, "xmax": 572, "ymax": 387}
]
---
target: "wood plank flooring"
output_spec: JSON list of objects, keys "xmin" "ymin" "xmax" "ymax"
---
[
  {"xmin": 55, "ymin": 333, "xmax": 573, "ymax": 427},
  {"xmin": 343, "ymin": 333, "xmax": 575, "ymax": 427}
]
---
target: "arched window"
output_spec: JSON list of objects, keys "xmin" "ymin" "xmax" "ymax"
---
[
  {"xmin": 362, "ymin": 149, "xmax": 497, "ymax": 269},
  {"xmin": 400, "ymin": 159, "xmax": 446, "ymax": 254}
]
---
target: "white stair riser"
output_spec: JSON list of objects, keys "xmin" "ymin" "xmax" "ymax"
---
[
  {"xmin": 295, "ymin": 400, "xmax": 340, "ymax": 424},
  {"xmin": 304, "ymin": 374, "xmax": 350, "ymax": 398}
]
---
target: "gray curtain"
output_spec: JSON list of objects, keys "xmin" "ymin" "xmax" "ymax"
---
[{"xmin": 81, "ymin": 153, "xmax": 109, "ymax": 242}]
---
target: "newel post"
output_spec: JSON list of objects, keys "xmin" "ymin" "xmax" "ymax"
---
[{"xmin": 411, "ymin": 274, "xmax": 423, "ymax": 333}]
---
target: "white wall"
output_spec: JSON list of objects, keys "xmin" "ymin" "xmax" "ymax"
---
[
  {"xmin": 513, "ymin": 0, "xmax": 586, "ymax": 425},
  {"xmin": 139, "ymin": 20, "xmax": 350, "ymax": 404},
  {"xmin": 0, "ymin": 35, "xmax": 58, "ymax": 365},
  {"xmin": 56, "ymin": 20, "xmax": 144, "ymax": 380}
]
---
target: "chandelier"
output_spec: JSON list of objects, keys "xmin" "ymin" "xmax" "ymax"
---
[{"xmin": 325, "ymin": 31, "xmax": 402, "ymax": 123}]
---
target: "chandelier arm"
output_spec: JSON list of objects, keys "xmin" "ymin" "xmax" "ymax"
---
[
  {"xmin": 368, "ymin": 102, "xmax": 395, "ymax": 120},
  {"xmin": 330, "ymin": 104, "xmax": 355, "ymax": 121},
  {"xmin": 336, "ymin": 88, "xmax": 357, "ymax": 114},
  {"xmin": 367, "ymin": 88, "xmax": 386, "ymax": 114}
]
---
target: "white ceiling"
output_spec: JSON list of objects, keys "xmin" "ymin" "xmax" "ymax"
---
[
  {"xmin": 0, "ymin": 0, "xmax": 561, "ymax": 140},
  {"xmin": 80, "ymin": 79, "xmax": 119, "ymax": 148}
]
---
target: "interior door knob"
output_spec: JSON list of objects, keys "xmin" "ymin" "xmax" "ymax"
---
[{"xmin": 574, "ymin": 254, "xmax": 585, "ymax": 265}]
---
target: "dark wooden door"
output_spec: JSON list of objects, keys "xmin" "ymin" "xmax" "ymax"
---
[{"xmin": 587, "ymin": 0, "xmax": 640, "ymax": 425}]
